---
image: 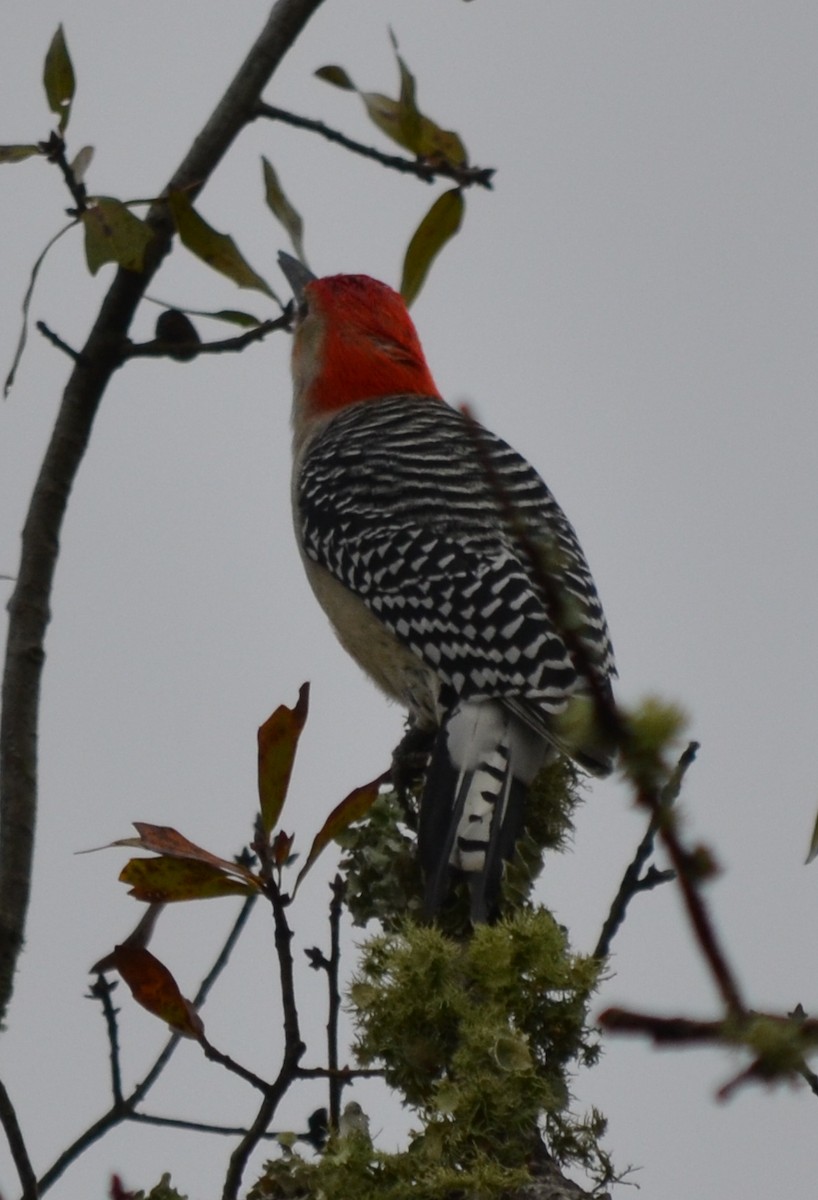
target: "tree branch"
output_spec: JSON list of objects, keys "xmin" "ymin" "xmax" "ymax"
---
[
  {"xmin": 593, "ymin": 742, "xmax": 697, "ymax": 959},
  {"xmin": 221, "ymin": 881, "xmax": 305, "ymax": 1200},
  {"xmin": 255, "ymin": 102, "xmax": 495, "ymax": 188},
  {"xmin": 0, "ymin": 1077, "xmax": 37, "ymax": 1200},
  {"xmin": 0, "ymin": 0, "xmax": 327, "ymax": 1030},
  {"xmin": 36, "ymin": 888, "xmax": 256, "ymax": 1192}
]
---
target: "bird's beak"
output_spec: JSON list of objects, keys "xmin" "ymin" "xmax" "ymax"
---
[{"xmin": 278, "ymin": 251, "xmax": 316, "ymax": 303}]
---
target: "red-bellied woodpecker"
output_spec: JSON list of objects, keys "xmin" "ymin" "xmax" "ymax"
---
[{"xmin": 279, "ymin": 253, "xmax": 616, "ymax": 921}]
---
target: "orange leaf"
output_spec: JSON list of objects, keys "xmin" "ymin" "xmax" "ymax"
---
[
  {"xmin": 293, "ymin": 772, "xmax": 388, "ymax": 895},
  {"xmin": 258, "ymin": 683, "xmax": 310, "ymax": 836},
  {"xmin": 119, "ymin": 856, "xmax": 258, "ymax": 902},
  {"xmin": 272, "ymin": 830, "xmax": 296, "ymax": 868},
  {"xmin": 113, "ymin": 945, "xmax": 204, "ymax": 1039}
]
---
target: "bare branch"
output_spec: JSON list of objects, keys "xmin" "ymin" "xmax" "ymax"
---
[
  {"xmin": 35, "ymin": 321, "xmax": 87, "ymax": 365},
  {"xmin": 256, "ymin": 102, "xmax": 495, "ymax": 189},
  {"xmin": 221, "ymin": 880, "xmax": 305, "ymax": 1200},
  {"xmin": 122, "ymin": 313, "xmax": 290, "ymax": 362},
  {"xmin": 327, "ymin": 875, "xmax": 345, "ymax": 1128},
  {"xmin": 0, "ymin": 1077, "xmax": 38, "ymax": 1200},
  {"xmin": 0, "ymin": 0, "xmax": 327, "ymax": 1030},
  {"xmin": 39, "ymin": 895, "xmax": 256, "ymax": 1193},
  {"xmin": 39, "ymin": 132, "xmax": 88, "ymax": 215},
  {"xmin": 594, "ymin": 742, "xmax": 698, "ymax": 959},
  {"xmin": 88, "ymin": 973, "xmax": 124, "ymax": 1104}
]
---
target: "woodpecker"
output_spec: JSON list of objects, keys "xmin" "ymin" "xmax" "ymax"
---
[{"xmin": 279, "ymin": 253, "xmax": 616, "ymax": 921}]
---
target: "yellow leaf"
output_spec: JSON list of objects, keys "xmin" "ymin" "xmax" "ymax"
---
[
  {"xmin": 119, "ymin": 856, "xmax": 257, "ymax": 902},
  {"xmin": 82, "ymin": 197, "xmax": 153, "ymax": 275},
  {"xmin": 400, "ymin": 189, "xmax": 464, "ymax": 307}
]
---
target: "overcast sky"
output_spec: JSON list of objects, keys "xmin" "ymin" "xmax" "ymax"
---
[{"xmin": 1, "ymin": 2, "xmax": 817, "ymax": 1197}]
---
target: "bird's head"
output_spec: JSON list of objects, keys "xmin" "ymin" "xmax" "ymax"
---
[{"xmin": 279, "ymin": 253, "xmax": 440, "ymax": 435}]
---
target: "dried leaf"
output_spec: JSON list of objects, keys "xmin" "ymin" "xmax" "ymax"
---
[
  {"xmin": 293, "ymin": 772, "xmax": 387, "ymax": 895},
  {"xmin": 116, "ymin": 822, "xmax": 259, "ymax": 886},
  {"xmin": 4, "ymin": 220, "xmax": 76, "ymax": 396},
  {"xmin": 0, "ymin": 145, "xmax": 44, "ymax": 164},
  {"xmin": 167, "ymin": 191, "xmax": 277, "ymax": 300},
  {"xmin": 43, "ymin": 25, "xmax": 75, "ymax": 134},
  {"xmin": 400, "ymin": 189, "xmax": 464, "ymax": 307},
  {"xmin": 258, "ymin": 683, "xmax": 310, "ymax": 837},
  {"xmin": 82, "ymin": 197, "xmax": 153, "ymax": 275},
  {"xmin": 261, "ymin": 157, "xmax": 307, "ymax": 266},
  {"xmin": 113, "ymin": 945, "xmax": 204, "ymax": 1038},
  {"xmin": 69, "ymin": 144, "xmax": 94, "ymax": 183},
  {"xmin": 272, "ymin": 829, "xmax": 296, "ymax": 868},
  {"xmin": 120, "ymin": 856, "xmax": 256, "ymax": 902}
]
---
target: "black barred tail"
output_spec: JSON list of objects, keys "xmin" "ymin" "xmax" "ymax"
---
[{"xmin": 418, "ymin": 702, "xmax": 548, "ymax": 922}]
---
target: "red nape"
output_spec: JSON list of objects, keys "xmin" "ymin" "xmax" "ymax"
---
[{"xmin": 304, "ymin": 274, "xmax": 441, "ymax": 412}]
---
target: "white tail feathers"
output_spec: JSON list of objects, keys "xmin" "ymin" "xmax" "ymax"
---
[{"xmin": 418, "ymin": 701, "xmax": 549, "ymax": 922}]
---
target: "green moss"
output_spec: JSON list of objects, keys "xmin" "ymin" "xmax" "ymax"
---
[{"xmin": 351, "ymin": 911, "xmax": 605, "ymax": 1175}]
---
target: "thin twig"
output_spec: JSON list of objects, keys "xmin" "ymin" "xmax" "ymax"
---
[
  {"xmin": 39, "ymin": 895, "xmax": 256, "ymax": 1194},
  {"xmin": 39, "ymin": 132, "xmax": 88, "ymax": 215},
  {"xmin": 129, "ymin": 1111, "xmax": 281, "ymax": 1138},
  {"xmin": 35, "ymin": 321, "xmax": 87, "ymax": 365},
  {"xmin": 0, "ymin": 1077, "xmax": 38, "ymax": 1200},
  {"xmin": 191, "ymin": 893, "xmax": 257, "ymax": 1009},
  {"xmin": 89, "ymin": 973, "xmax": 124, "ymax": 1103},
  {"xmin": 200, "ymin": 1036, "xmax": 271, "ymax": 1094},
  {"xmin": 255, "ymin": 102, "xmax": 495, "ymax": 189},
  {"xmin": 296, "ymin": 1066, "xmax": 384, "ymax": 1080},
  {"xmin": 327, "ymin": 874, "xmax": 345, "ymax": 1130},
  {"xmin": 594, "ymin": 742, "xmax": 698, "ymax": 959},
  {"xmin": 221, "ymin": 881, "xmax": 305, "ymax": 1200}
]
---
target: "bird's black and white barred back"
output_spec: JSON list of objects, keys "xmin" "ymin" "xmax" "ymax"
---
[{"xmin": 293, "ymin": 392, "xmax": 617, "ymax": 920}]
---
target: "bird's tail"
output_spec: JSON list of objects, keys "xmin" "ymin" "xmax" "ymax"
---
[{"xmin": 418, "ymin": 701, "xmax": 548, "ymax": 922}]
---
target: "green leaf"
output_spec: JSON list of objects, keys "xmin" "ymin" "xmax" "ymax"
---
[
  {"xmin": 314, "ymin": 64, "xmax": 355, "ymax": 90},
  {"xmin": 43, "ymin": 25, "xmax": 75, "ymax": 134},
  {"xmin": 168, "ymin": 191, "xmax": 277, "ymax": 300},
  {"xmin": 82, "ymin": 197, "xmax": 153, "ymax": 275},
  {"xmin": 293, "ymin": 772, "xmax": 387, "ymax": 895},
  {"xmin": 0, "ymin": 145, "xmax": 44, "ymax": 164},
  {"xmin": 258, "ymin": 683, "xmax": 310, "ymax": 837},
  {"xmin": 400, "ymin": 189, "xmax": 464, "ymax": 307},
  {"xmin": 316, "ymin": 40, "xmax": 467, "ymax": 166},
  {"xmin": 194, "ymin": 308, "xmax": 263, "ymax": 328},
  {"xmin": 261, "ymin": 157, "xmax": 306, "ymax": 265}
]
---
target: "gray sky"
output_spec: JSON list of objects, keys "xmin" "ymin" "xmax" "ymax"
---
[{"xmin": 1, "ymin": 1, "xmax": 817, "ymax": 1196}]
